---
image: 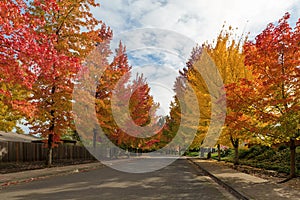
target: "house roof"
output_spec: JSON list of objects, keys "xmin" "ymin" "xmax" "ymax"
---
[{"xmin": 0, "ymin": 131, "xmax": 42, "ymax": 143}]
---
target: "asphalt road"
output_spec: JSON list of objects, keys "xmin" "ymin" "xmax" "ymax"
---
[{"xmin": 0, "ymin": 158, "xmax": 236, "ymax": 200}]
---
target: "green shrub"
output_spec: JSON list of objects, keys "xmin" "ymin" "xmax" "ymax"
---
[
  {"xmin": 219, "ymin": 144, "xmax": 300, "ymax": 175},
  {"xmin": 238, "ymin": 149, "xmax": 249, "ymax": 159},
  {"xmin": 245, "ymin": 146, "xmax": 261, "ymax": 159},
  {"xmin": 236, "ymin": 145, "xmax": 300, "ymax": 175},
  {"xmin": 255, "ymin": 149, "xmax": 276, "ymax": 161},
  {"xmin": 278, "ymin": 144, "xmax": 288, "ymax": 151},
  {"xmin": 221, "ymin": 148, "xmax": 232, "ymax": 157}
]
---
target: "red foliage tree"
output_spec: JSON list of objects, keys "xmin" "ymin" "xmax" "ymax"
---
[{"xmin": 244, "ymin": 13, "xmax": 300, "ymax": 178}]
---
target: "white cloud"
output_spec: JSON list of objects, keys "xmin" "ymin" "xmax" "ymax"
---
[
  {"xmin": 93, "ymin": 0, "xmax": 300, "ymax": 114},
  {"xmin": 128, "ymin": 48, "xmax": 184, "ymax": 116},
  {"xmin": 95, "ymin": 0, "xmax": 299, "ymax": 43}
]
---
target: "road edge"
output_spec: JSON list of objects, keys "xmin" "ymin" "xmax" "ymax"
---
[
  {"xmin": 0, "ymin": 162, "xmax": 104, "ymax": 189},
  {"xmin": 187, "ymin": 158, "xmax": 250, "ymax": 200}
]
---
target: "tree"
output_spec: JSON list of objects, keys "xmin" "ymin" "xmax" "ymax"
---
[
  {"xmin": 0, "ymin": 0, "xmax": 51, "ymax": 87},
  {"xmin": 26, "ymin": 0, "xmax": 106, "ymax": 166},
  {"xmin": 179, "ymin": 26, "xmax": 250, "ymax": 164},
  {"xmin": 73, "ymin": 25, "xmax": 113, "ymax": 147},
  {"xmin": 204, "ymin": 26, "xmax": 253, "ymax": 165},
  {"xmin": 161, "ymin": 97, "xmax": 181, "ymax": 148},
  {"xmin": 128, "ymin": 74, "xmax": 158, "ymax": 128},
  {"xmin": 95, "ymin": 42, "xmax": 132, "ymax": 147},
  {"xmin": 0, "ymin": 0, "xmax": 58, "ymax": 132},
  {"xmin": 244, "ymin": 13, "xmax": 300, "ymax": 178},
  {"xmin": 224, "ymin": 79, "xmax": 259, "ymax": 165},
  {"xmin": 178, "ymin": 46, "xmax": 211, "ymax": 149},
  {"xmin": 121, "ymin": 74, "xmax": 161, "ymax": 150},
  {"xmin": 0, "ymin": 84, "xmax": 33, "ymax": 133},
  {"xmin": 95, "ymin": 42, "xmax": 162, "ymax": 153}
]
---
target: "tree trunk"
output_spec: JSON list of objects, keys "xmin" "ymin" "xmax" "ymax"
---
[
  {"xmin": 93, "ymin": 128, "xmax": 97, "ymax": 149},
  {"xmin": 230, "ymin": 136, "xmax": 239, "ymax": 166},
  {"xmin": 234, "ymin": 144, "xmax": 239, "ymax": 166},
  {"xmin": 46, "ymin": 85, "xmax": 56, "ymax": 167},
  {"xmin": 290, "ymin": 138, "xmax": 296, "ymax": 178},
  {"xmin": 217, "ymin": 144, "xmax": 221, "ymax": 161},
  {"xmin": 46, "ymin": 133, "xmax": 53, "ymax": 166}
]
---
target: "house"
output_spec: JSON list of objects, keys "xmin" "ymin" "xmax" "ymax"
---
[
  {"xmin": 0, "ymin": 131, "xmax": 42, "ymax": 143},
  {"xmin": 0, "ymin": 131, "xmax": 79, "ymax": 145}
]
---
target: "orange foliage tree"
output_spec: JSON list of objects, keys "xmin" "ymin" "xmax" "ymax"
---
[
  {"xmin": 244, "ymin": 13, "xmax": 300, "ymax": 178},
  {"xmin": 95, "ymin": 42, "xmax": 161, "ymax": 153}
]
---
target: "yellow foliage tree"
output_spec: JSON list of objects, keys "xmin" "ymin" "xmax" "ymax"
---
[
  {"xmin": 0, "ymin": 83, "xmax": 32, "ymax": 133},
  {"xmin": 182, "ymin": 26, "xmax": 252, "ymax": 163}
]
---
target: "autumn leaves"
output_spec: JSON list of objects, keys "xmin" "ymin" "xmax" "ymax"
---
[
  {"xmin": 182, "ymin": 13, "xmax": 300, "ymax": 177},
  {"xmin": 0, "ymin": 1, "xmax": 299, "ymax": 173}
]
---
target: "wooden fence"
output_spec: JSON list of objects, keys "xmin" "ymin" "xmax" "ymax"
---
[{"xmin": 0, "ymin": 141, "xmax": 95, "ymax": 162}]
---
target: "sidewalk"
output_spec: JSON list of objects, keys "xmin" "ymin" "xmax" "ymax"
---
[
  {"xmin": 189, "ymin": 158, "xmax": 300, "ymax": 200},
  {"xmin": 0, "ymin": 162, "xmax": 103, "ymax": 188}
]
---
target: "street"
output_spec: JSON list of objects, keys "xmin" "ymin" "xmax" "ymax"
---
[{"xmin": 0, "ymin": 158, "xmax": 235, "ymax": 200}]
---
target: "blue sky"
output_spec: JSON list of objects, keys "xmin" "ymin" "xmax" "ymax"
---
[{"xmin": 91, "ymin": 0, "xmax": 300, "ymax": 115}]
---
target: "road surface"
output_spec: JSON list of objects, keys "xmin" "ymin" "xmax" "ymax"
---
[{"xmin": 0, "ymin": 158, "xmax": 236, "ymax": 200}]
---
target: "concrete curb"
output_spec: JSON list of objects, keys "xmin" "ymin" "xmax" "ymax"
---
[{"xmin": 187, "ymin": 158, "xmax": 249, "ymax": 200}]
